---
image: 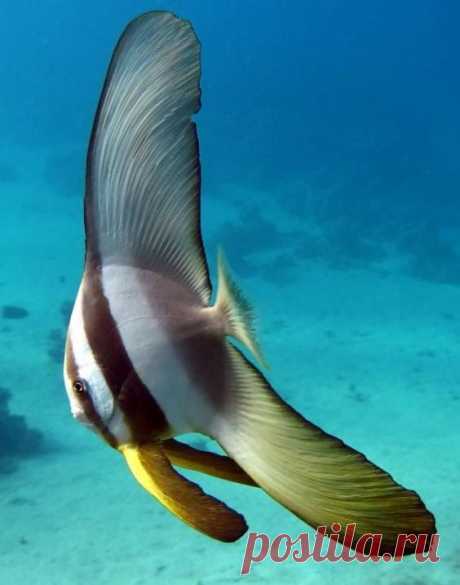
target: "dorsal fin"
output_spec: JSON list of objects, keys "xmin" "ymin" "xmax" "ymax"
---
[{"xmin": 85, "ymin": 11, "xmax": 211, "ymax": 304}]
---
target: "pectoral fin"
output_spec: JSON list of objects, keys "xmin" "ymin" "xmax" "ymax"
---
[
  {"xmin": 119, "ymin": 442, "xmax": 248, "ymax": 542},
  {"xmin": 162, "ymin": 438, "xmax": 257, "ymax": 487}
]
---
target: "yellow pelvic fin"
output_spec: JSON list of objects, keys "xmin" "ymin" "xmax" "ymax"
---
[
  {"xmin": 215, "ymin": 248, "xmax": 268, "ymax": 369},
  {"xmin": 119, "ymin": 442, "xmax": 248, "ymax": 542},
  {"xmin": 162, "ymin": 439, "xmax": 257, "ymax": 487}
]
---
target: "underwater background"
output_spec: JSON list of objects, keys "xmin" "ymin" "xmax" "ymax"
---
[{"xmin": 0, "ymin": 0, "xmax": 458, "ymax": 583}]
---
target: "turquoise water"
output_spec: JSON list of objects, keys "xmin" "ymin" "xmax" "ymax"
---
[{"xmin": 0, "ymin": 1, "xmax": 458, "ymax": 583}]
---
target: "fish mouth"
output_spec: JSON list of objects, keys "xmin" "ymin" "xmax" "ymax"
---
[{"xmin": 72, "ymin": 407, "xmax": 92, "ymax": 427}]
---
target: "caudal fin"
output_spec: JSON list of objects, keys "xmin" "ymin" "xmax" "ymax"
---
[
  {"xmin": 214, "ymin": 249, "xmax": 267, "ymax": 369},
  {"xmin": 211, "ymin": 343, "xmax": 436, "ymax": 554}
]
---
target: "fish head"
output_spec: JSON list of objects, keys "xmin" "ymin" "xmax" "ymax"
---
[{"xmin": 62, "ymin": 288, "xmax": 116, "ymax": 441}]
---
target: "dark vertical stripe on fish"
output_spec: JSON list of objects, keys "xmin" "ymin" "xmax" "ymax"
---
[
  {"xmin": 82, "ymin": 259, "xmax": 170, "ymax": 442},
  {"xmin": 65, "ymin": 337, "xmax": 117, "ymax": 447}
]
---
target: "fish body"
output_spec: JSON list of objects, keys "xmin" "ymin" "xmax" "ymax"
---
[
  {"xmin": 64, "ymin": 11, "xmax": 436, "ymax": 550},
  {"xmin": 66, "ymin": 262, "xmax": 227, "ymax": 443}
]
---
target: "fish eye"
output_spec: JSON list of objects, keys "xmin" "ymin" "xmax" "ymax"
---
[{"xmin": 73, "ymin": 379, "xmax": 86, "ymax": 394}]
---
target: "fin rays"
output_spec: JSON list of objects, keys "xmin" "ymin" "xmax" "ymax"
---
[
  {"xmin": 215, "ymin": 249, "xmax": 267, "ymax": 368},
  {"xmin": 85, "ymin": 12, "xmax": 211, "ymax": 303},
  {"xmin": 212, "ymin": 344, "xmax": 436, "ymax": 554}
]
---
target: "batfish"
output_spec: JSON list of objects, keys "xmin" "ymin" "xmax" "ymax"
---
[{"xmin": 64, "ymin": 11, "xmax": 436, "ymax": 551}]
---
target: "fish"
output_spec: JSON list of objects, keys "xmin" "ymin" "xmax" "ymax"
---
[{"xmin": 63, "ymin": 10, "xmax": 436, "ymax": 551}]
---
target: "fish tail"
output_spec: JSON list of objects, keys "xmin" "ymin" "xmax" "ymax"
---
[
  {"xmin": 214, "ymin": 248, "xmax": 268, "ymax": 369},
  {"xmin": 212, "ymin": 343, "xmax": 436, "ymax": 555}
]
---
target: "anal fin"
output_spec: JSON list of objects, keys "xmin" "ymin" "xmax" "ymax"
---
[{"xmin": 211, "ymin": 343, "xmax": 436, "ymax": 554}]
